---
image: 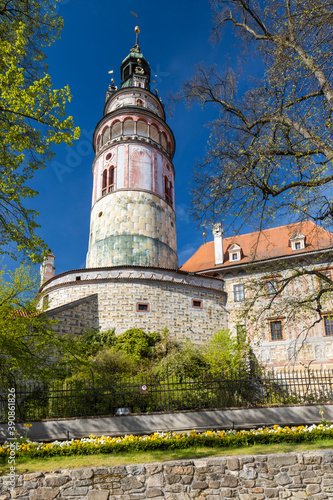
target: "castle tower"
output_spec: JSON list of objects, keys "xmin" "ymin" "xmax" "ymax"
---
[{"xmin": 86, "ymin": 27, "xmax": 178, "ymax": 269}]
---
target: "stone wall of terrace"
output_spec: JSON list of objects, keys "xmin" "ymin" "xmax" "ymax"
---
[{"xmin": 2, "ymin": 449, "xmax": 333, "ymax": 499}]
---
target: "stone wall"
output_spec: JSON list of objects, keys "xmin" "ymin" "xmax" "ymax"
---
[
  {"xmin": 45, "ymin": 295, "xmax": 99, "ymax": 336},
  {"xmin": 86, "ymin": 190, "xmax": 178, "ymax": 269},
  {"xmin": 41, "ymin": 267, "xmax": 227, "ymax": 340},
  {"xmin": 2, "ymin": 450, "xmax": 333, "ymax": 499},
  {"xmin": 1, "ymin": 404, "xmax": 332, "ymax": 444}
]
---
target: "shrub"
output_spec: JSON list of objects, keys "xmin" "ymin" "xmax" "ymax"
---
[
  {"xmin": 115, "ymin": 328, "xmax": 157, "ymax": 361},
  {"xmin": 93, "ymin": 347, "xmax": 139, "ymax": 380},
  {"xmin": 204, "ymin": 329, "xmax": 251, "ymax": 378},
  {"xmin": 154, "ymin": 340, "xmax": 207, "ymax": 381},
  {"xmin": 78, "ymin": 328, "xmax": 116, "ymax": 356}
]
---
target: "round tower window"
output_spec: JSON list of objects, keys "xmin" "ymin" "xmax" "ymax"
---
[
  {"xmin": 106, "ymin": 153, "xmax": 112, "ymax": 160},
  {"xmin": 98, "ymin": 211, "xmax": 103, "ymax": 217}
]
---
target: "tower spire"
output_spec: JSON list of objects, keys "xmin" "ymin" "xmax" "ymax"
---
[
  {"xmin": 133, "ymin": 25, "xmax": 140, "ymax": 51},
  {"xmin": 120, "ymin": 27, "xmax": 151, "ymax": 89}
]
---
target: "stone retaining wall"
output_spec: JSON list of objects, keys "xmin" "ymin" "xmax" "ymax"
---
[
  {"xmin": 2, "ymin": 449, "xmax": 333, "ymax": 499},
  {"xmin": 2, "ymin": 404, "xmax": 332, "ymax": 443},
  {"xmin": 40, "ymin": 267, "xmax": 227, "ymax": 340}
]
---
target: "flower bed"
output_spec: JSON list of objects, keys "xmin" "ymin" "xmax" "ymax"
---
[{"xmin": 1, "ymin": 424, "xmax": 333, "ymax": 459}]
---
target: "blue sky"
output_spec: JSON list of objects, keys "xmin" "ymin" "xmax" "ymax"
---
[{"xmin": 16, "ymin": 0, "xmax": 240, "ymax": 275}]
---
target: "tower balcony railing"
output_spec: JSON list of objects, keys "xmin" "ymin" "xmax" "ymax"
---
[
  {"xmin": 98, "ymin": 135, "xmax": 172, "ymax": 159},
  {"xmin": 101, "ymin": 185, "xmax": 115, "ymax": 197}
]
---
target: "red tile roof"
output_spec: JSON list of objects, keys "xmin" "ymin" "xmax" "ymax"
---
[{"xmin": 180, "ymin": 221, "xmax": 333, "ymax": 273}]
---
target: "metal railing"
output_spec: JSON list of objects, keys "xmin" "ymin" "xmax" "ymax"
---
[{"xmin": 1, "ymin": 368, "xmax": 333, "ymax": 422}]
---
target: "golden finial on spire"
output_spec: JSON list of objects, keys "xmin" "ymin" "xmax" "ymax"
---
[{"xmin": 135, "ymin": 26, "xmax": 140, "ymax": 46}]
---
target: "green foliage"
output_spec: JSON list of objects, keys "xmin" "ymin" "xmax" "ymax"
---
[
  {"xmin": 154, "ymin": 340, "xmax": 207, "ymax": 380},
  {"xmin": 0, "ymin": 265, "xmax": 76, "ymax": 384},
  {"xmin": 63, "ymin": 327, "xmax": 252, "ymax": 389},
  {"xmin": 78, "ymin": 328, "xmax": 116, "ymax": 356},
  {"xmin": 204, "ymin": 329, "xmax": 251, "ymax": 378},
  {"xmin": 319, "ymin": 408, "xmax": 331, "ymax": 426},
  {"xmin": 0, "ymin": 1, "xmax": 80, "ymax": 262},
  {"xmin": 154, "ymin": 327, "xmax": 179, "ymax": 359},
  {"xmin": 93, "ymin": 347, "xmax": 139, "ymax": 380},
  {"xmin": 115, "ymin": 328, "xmax": 158, "ymax": 361},
  {"xmin": 61, "ymin": 328, "xmax": 163, "ymax": 385}
]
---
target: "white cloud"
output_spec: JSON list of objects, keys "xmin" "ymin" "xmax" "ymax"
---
[{"xmin": 176, "ymin": 204, "xmax": 191, "ymax": 224}]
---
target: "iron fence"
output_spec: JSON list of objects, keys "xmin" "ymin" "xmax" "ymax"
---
[{"xmin": 1, "ymin": 368, "xmax": 333, "ymax": 422}]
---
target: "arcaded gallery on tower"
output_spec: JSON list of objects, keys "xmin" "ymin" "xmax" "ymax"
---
[{"xmin": 39, "ymin": 29, "xmax": 228, "ymax": 343}]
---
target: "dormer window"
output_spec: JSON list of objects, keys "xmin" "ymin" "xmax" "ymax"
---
[
  {"xmin": 290, "ymin": 232, "xmax": 305, "ymax": 251},
  {"xmin": 228, "ymin": 243, "xmax": 241, "ymax": 262}
]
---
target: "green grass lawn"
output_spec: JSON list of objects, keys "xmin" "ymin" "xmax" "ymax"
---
[{"xmin": 1, "ymin": 439, "xmax": 333, "ymax": 476}]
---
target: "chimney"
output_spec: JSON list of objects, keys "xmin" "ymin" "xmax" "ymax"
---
[
  {"xmin": 40, "ymin": 249, "xmax": 55, "ymax": 285},
  {"xmin": 213, "ymin": 223, "xmax": 223, "ymax": 265}
]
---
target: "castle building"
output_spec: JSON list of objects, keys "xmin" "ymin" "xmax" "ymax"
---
[
  {"xmin": 39, "ymin": 29, "xmax": 228, "ymax": 343},
  {"xmin": 39, "ymin": 29, "xmax": 333, "ymax": 369},
  {"xmin": 181, "ymin": 221, "xmax": 333, "ymax": 369}
]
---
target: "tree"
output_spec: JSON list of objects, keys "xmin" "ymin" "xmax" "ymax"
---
[
  {"xmin": 0, "ymin": 1, "xmax": 80, "ymax": 263},
  {"xmin": 78, "ymin": 328, "xmax": 116, "ymax": 357},
  {"xmin": 175, "ymin": 0, "xmax": 333, "ymax": 233},
  {"xmin": 0, "ymin": 265, "xmax": 75, "ymax": 385},
  {"xmin": 174, "ymin": 0, "xmax": 333, "ymax": 341},
  {"xmin": 203, "ymin": 329, "xmax": 251, "ymax": 377},
  {"xmin": 115, "ymin": 328, "xmax": 159, "ymax": 362}
]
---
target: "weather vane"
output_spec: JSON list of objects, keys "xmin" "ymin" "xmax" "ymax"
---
[{"xmin": 130, "ymin": 11, "xmax": 140, "ymax": 49}]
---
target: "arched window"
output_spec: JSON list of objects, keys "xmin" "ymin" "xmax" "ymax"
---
[
  {"xmin": 102, "ymin": 126, "xmax": 110, "ymax": 146},
  {"xmin": 111, "ymin": 122, "xmax": 121, "ymax": 139},
  {"xmin": 123, "ymin": 119, "xmax": 135, "ymax": 135},
  {"xmin": 102, "ymin": 170, "xmax": 107, "ymax": 196},
  {"xmin": 164, "ymin": 176, "xmax": 173, "ymax": 206},
  {"xmin": 150, "ymin": 125, "xmax": 159, "ymax": 143},
  {"xmin": 161, "ymin": 132, "xmax": 168, "ymax": 151},
  {"xmin": 137, "ymin": 120, "xmax": 148, "ymax": 137},
  {"xmin": 108, "ymin": 166, "xmax": 115, "ymax": 193},
  {"xmin": 101, "ymin": 166, "xmax": 115, "ymax": 197}
]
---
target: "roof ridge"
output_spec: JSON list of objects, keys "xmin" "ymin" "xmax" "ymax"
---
[{"xmin": 180, "ymin": 220, "xmax": 333, "ymax": 272}]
